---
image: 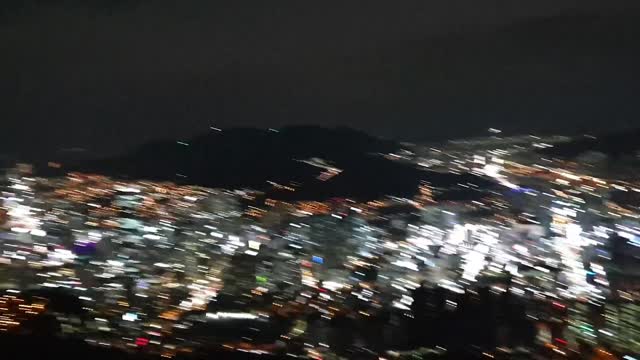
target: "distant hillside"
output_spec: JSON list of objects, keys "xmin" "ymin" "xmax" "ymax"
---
[
  {"xmin": 537, "ymin": 129, "xmax": 640, "ymax": 181},
  {"xmin": 540, "ymin": 129, "xmax": 640, "ymax": 158},
  {"xmin": 62, "ymin": 126, "xmax": 494, "ymax": 200}
]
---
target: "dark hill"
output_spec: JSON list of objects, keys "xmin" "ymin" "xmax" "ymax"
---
[
  {"xmin": 537, "ymin": 129, "xmax": 640, "ymax": 181},
  {"xmin": 540, "ymin": 129, "xmax": 640, "ymax": 159},
  {"xmin": 65, "ymin": 126, "xmax": 494, "ymax": 201}
]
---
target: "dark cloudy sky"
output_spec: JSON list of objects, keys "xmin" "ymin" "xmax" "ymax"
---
[{"xmin": 2, "ymin": 0, "xmax": 640, "ymax": 158}]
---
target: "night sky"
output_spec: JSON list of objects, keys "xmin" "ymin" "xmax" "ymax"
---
[{"xmin": 2, "ymin": 0, "xmax": 640, "ymax": 158}]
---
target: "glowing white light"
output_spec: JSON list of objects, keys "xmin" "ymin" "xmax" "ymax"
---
[
  {"xmin": 122, "ymin": 312, "xmax": 138, "ymax": 322},
  {"xmin": 114, "ymin": 185, "xmax": 140, "ymax": 193},
  {"xmin": 483, "ymin": 164, "xmax": 502, "ymax": 177},
  {"xmin": 566, "ymin": 224, "xmax": 582, "ymax": 244},
  {"xmin": 49, "ymin": 249, "xmax": 76, "ymax": 262},
  {"xmin": 322, "ymin": 281, "xmax": 344, "ymax": 291},
  {"xmin": 392, "ymin": 260, "xmax": 418, "ymax": 271},
  {"xmin": 513, "ymin": 244, "xmax": 528, "ymax": 254},
  {"xmin": 205, "ymin": 312, "xmax": 259, "ymax": 320},
  {"xmin": 30, "ymin": 229, "xmax": 46, "ymax": 237},
  {"xmin": 392, "ymin": 301, "xmax": 411, "ymax": 310},
  {"xmin": 447, "ymin": 225, "xmax": 466, "ymax": 245}
]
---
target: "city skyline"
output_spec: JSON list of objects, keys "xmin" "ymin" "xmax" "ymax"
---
[{"xmin": 2, "ymin": 2, "xmax": 640, "ymax": 359}]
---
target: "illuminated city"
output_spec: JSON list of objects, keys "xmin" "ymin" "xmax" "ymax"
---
[{"xmin": 0, "ymin": 129, "xmax": 639, "ymax": 359}]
